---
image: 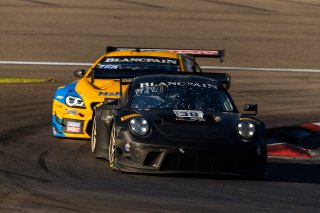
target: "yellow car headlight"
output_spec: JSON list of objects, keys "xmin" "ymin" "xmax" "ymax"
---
[{"xmin": 66, "ymin": 95, "xmax": 85, "ymax": 108}]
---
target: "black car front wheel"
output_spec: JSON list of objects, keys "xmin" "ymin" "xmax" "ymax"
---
[
  {"xmin": 91, "ymin": 114, "xmax": 109, "ymax": 159},
  {"xmin": 108, "ymin": 123, "xmax": 117, "ymax": 169},
  {"xmin": 91, "ymin": 117, "xmax": 97, "ymax": 153}
]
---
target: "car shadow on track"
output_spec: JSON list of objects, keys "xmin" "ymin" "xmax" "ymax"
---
[
  {"xmin": 68, "ymin": 137, "xmax": 320, "ymax": 184},
  {"xmin": 267, "ymin": 160, "xmax": 320, "ymax": 184},
  {"xmin": 123, "ymin": 160, "xmax": 320, "ymax": 184}
]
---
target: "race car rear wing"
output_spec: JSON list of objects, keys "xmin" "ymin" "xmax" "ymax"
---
[
  {"xmin": 106, "ymin": 46, "xmax": 225, "ymax": 62},
  {"xmin": 92, "ymin": 69, "xmax": 231, "ymax": 90}
]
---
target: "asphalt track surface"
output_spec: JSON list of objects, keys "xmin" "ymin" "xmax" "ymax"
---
[{"xmin": 1, "ymin": 0, "xmax": 320, "ymax": 212}]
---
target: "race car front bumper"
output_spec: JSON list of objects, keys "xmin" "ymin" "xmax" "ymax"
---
[
  {"xmin": 52, "ymin": 100, "xmax": 92, "ymax": 139},
  {"xmin": 113, "ymin": 137, "xmax": 267, "ymax": 177}
]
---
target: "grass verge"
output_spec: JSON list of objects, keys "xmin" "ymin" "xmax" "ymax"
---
[{"xmin": 0, "ymin": 78, "xmax": 46, "ymax": 83}]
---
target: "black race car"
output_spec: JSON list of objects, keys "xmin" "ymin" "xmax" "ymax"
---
[{"xmin": 91, "ymin": 70, "xmax": 267, "ymax": 178}]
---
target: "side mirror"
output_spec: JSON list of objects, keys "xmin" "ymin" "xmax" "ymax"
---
[
  {"xmin": 74, "ymin": 69, "xmax": 86, "ymax": 78},
  {"xmin": 244, "ymin": 104, "xmax": 258, "ymax": 115}
]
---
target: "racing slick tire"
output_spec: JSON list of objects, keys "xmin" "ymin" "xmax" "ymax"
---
[
  {"xmin": 108, "ymin": 123, "xmax": 117, "ymax": 169},
  {"xmin": 91, "ymin": 109, "xmax": 109, "ymax": 159}
]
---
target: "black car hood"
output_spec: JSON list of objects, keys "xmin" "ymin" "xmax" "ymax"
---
[{"xmin": 136, "ymin": 109, "xmax": 241, "ymax": 141}]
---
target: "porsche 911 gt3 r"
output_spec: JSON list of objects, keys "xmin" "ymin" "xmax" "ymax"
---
[
  {"xmin": 92, "ymin": 70, "xmax": 267, "ymax": 178},
  {"xmin": 52, "ymin": 46, "xmax": 224, "ymax": 139}
]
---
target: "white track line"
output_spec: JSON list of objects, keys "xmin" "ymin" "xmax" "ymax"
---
[
  {"xmin": 201, "ymin": 66, "xmax": 320, "ymax": 73},
  {"xmin": 0, "ymin": 61, "xmax": 91, "ymax": 66},
  {"xmin": 0, "ymin": 60, "xmax": 320, "ymax": 73}
]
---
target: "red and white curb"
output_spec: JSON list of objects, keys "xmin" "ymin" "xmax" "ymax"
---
[{"xmin": 267, "ymin": 143, "xmax": 311, "ymax": 159}]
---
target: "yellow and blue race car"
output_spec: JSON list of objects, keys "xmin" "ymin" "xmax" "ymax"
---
[{"xmin": 52, "ymin": 46, "xmax": 224, "ymax": 139}]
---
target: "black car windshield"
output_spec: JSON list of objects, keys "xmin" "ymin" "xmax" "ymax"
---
[
  {"xmin": 93, "ymin": 57, "xmax": 180, "ymax": 77},
  {"xmin": 130, "ymin": 81, "xmax": 234, "ymax": 112}
]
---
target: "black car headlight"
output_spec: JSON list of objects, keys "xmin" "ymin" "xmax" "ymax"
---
[
  {"xmin": 66, "ymin": 95, "xmax": 85, "ymax": 108},
  {"xmin": 129, "ymin": 117, "xmax": 149, "ymax": 136},
  {"xmin": 237, "ymin": 120, "xmax": 255, "ymax": 140}
]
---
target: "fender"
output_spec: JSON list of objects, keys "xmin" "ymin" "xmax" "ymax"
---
[{"xmin": 92, "ymin": 104, "xmax": 112, "ymax": 159}]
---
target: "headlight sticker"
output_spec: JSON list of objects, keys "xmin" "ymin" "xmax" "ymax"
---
[
  {"xmin": 125, "ymin": 142, "xmax": 131, "ymax": 152},
  {"xmin": 237, "ymin": 120, "xmax": 256, "ymax": 140},
  {"xmin": 121, "ymin": 113, "xmax": 141, "ymax": 121},
  {"xmin": 129, "ymin": 117, "xmax": 150, "ymax": 136},
  {"xmin": 66, "ymin": 95, "xmax": 85, "ymax": 108}
]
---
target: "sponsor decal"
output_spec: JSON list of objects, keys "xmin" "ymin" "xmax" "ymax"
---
[
  {"xmin": 168, "ymin": 50, "xmax": 219, "ymax": 55},
  {"xmin": 125, "ymin": 142, "xmax": 131, "ymax": 152},
  {"xmin": 179, "ymin": 148, "xmax": 185, "ymax": 154},
  {"xmin": 134, "ymin": 86, "xmax": 159, "ymax": 95},
  {"xmin": 140, "ymin": 82, "xmax": 217, "ymax": 89},
  {"xmin": 257, "ymin": 147, "xmax": 261, "ymax": 156},
  {"xmin": 98, "ymin": 91, "xmax": 121, "ymax": 96},
  {"xmin": 97, "ymin": 64, "xmax": 120, "ymax": 69},
  {"xmin": 240, "ymin": 117, "xmax": 260, "ymax": 124},
  {"xmin": 120, "ymin": 113, "xmax": 141, "ymax": 121},
  {"xmin": 213, "ymin": 115, "xmax": 221, "ymax": 122},
  {"xmin": 104, "ymin": 57, "xmax": 177, "ymax": 65},
  {"xmin": 66, "ymin": 121, "xmax": 81, "ymax": 133},
  {"xmin": 126, "ymin": 48, "xmax": 219, "ymax": 55},
  {"xmin": 96, "ymin": 102, "xmax": 103, "ymax": 108},
  {"xmin": 56, "ymin": 95, "xmax": 64, "ymax": 100},
  {"xmin": 173, "ymin": 110, "xmax": 205, "ymax": 121},
  {"xmin": 65, "ymin": 109, "xmax": 78, "ymax": 116}
]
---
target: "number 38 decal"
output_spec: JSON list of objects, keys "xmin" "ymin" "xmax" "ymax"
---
[{"xmin": 173, "ymin": 110, "xmax": 205, "ymax": 121}]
